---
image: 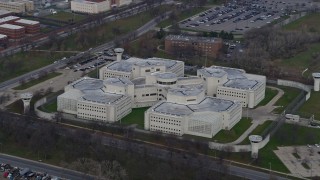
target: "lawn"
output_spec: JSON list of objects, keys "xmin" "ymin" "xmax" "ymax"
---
[
  {"xmin": 298, "ymin": 91, "xmax": 320, "ymax": 119},
  {"xmin": 256, "ymin": 88, "xmax": 278, "ymax": 107},
  {"xmin": 0, "ymin": 6, "xmax": 171, "ymax": 84},
  {"xmin": 279, "ymin": 42, "xmax": 320, "ymax": 73},
  {"xmin": 283, "ymin": 13, "xmax": 320, "ymax": 33},
  {"xmin": 273, "ymin": 86, "xmax": 301, "ymax": 114},
  {"xmin": 44, "ymin": 11, "xmax": 87, "ymax": 23},
  {"xmin": 13, "ymin": 72, "xmax": 62, "ymax": 90},
  {"xmin": 39, "ymin": 99, "xmax": 57, "ymax": 113},
  {"xmin": 44, "ymin": 6, "xmax": 172, "ymax": 51},
  {"xmin": 183, "ymin": 118, "xmax": 252, "ymax": 143},
  {"xmin": 120, "ymin": 107, "xmax": 149, "ymax": 129},
  {"xmin": 277, "ymin": 13, "xmax": 320, "ymax": 78},
  {"xmin": 0, "ymin": 51, "xmax": 73, "ymax": 83},
  {"xmin": 240, "ymin": 120, "xmax": 273, "ymax": 144},
  {"xmin": 157, "ymin": 7, "xmax": 209, "ymax": 28}
]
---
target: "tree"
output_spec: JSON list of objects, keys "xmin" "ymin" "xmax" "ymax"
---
[{"xmin": 156, "ymin": 27, "xmax": 166, "ymax": 39}]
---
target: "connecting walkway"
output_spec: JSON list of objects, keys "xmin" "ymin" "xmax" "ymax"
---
[{"xmin": 228, "ymin": 86, "xmax": 284, "ymax": 145}]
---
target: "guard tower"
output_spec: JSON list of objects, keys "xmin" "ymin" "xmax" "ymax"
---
[
  {"xmin": 20, "ymin": 93, "xmax": 33, "ymax": 114},
  {"xmin": 312, "ymin": 73, "xmax": 320, "ymax": 91},
  {"xmin": 114, "ymin": 48, "xmax": 124, "ymax": 61},
  {"xmin": 249, "ymin": 135, "xmax": 263, "ymax": 158}
]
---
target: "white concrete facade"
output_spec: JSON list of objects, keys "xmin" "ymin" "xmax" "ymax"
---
[
  {"xmin": 144, "ymin": 87, "xmax": 242, "ymax": 138},
  {"xmin": 57, "ymin": 77, "xmax": 132, "ymax": 122},
  {"xmin": 71, "ymin": 0, "xmax": 110, "ymax": 14},
  {"xmin": 57, "ymin": 50, "xmax": 266, "ymax": 138},
  {"xmin": 197, "ymin": 66, "xmax": 266, "ymax": 108}
]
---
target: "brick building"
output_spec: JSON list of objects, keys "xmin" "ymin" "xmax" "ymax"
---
[
  {"xmin": 165, "ymin": 35, "xmax": 223, "ymax": 58},
  {"xmin": 0, "ymin": 15, "xmax": 20, "ymax": 25},
  {"xmin": 13, "ymin": 19, "xmax": 39, "ymax": 34},
  {"xmin": 0, "ymin": 23, "xmax": 25, "ymax": 39},
  {"xmin": 0, "ymin": 33, "xmax": 8, "ymax": 47}
]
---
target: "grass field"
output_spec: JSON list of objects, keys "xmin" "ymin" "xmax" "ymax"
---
[
  {"xmin": 0, "ymin": 6, "xmax": 171, "ymax": 84},
  {"xmin": 283, "ymin": 13, "xmax": 320, "ymax": 32},
  {"xmin": 240, "ymin": 120, "xmax": 273, "ymax": 144},
  {"xmin": 183, "ymin": 118, "xmax": 252, "ymax": 143},
  {"xmin": 298, "ymin": 91, "xmax": 320, "ymax": 119},
  {"xmin": 157, "ymin": 7, "xmax": 209, "ymax": 28},
  {"xmin": 39, "ymin": 99, "xmax": 57, "ymax": 113},
  {"xmin": 13, "ymin": 72, "xmax": 62, "ymax": 90},
  {"xmin": 120, "ymin": 107, "xmax": 149, "ymax": 129},
  {"xmin": 279, "ymin": 42, "xmax": 320, "ymax": 73},
  {"xmin": 50, "ymin": 6, "xmax": 171, "ymax": 51},
  {"xmin": 44, "ymin": 11, "xmax": 87, "ymax": 23},
  {"xmin": 0, "ymin": 51, "xmax": 73, "ymax": 83},
  {"xmin": 273, "ymin": 86, "xmax": 301, "ymax": 114},
  {"xmin": 256, "ymin": 88, "xmax": 278, "ymax": 107},
  {"xmin": 273, "ymin": 13, "xmax": 320, "ymax": 79}
]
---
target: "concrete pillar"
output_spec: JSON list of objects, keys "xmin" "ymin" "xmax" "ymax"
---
[
  {"xmin": 248, "ymin": 91, "xmax": 255, "ymax": 108},
  {"xmin": 20, "ymin": 93, "xmax": 33, "ymax": 114},
  {"xmin": 312, "ymin": 73, "xmax": 320, "ymax": 92},
  {"xmin": 114, "ymin": 48, "xmax": 124, "ymax": 61},
  {"xmin": 249, "ymin": 135, "xmax": 262, "ymax": 159}
]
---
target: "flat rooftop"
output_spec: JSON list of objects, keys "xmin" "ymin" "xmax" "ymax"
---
[
  {"xmin": 153, "ymin": 72, "xmax": 177, "ymax": 79},
  {"xmin": 72, "ymin": 78, "xmax": 104, "ymax": 91},
  {"xmin": 168, "ymin": 87, "xmax": 203, "ymax": 97},
  {"xmin": 165, "ymin": 34, "xmax": 222, "ymax": 44},
  {"xmin": 81, "ymin": 89, "xmax": 124, "ymax": 104},
  {"xmin": 313, "ymin": 73, "xmax": 320, "ymax": 78},
  {"xmin": 106, "ymin": 57, "xmax": 178, "ymax": 72},
  {"xmin": 0, "ymin": 23, "xmax": 23, "ymax": 29},
  {"xmin": 223, "ymin": 79, "xmax": 259, "ymax": 90},
  {"xmin": 104, "ymin": 77, "xmax": 133, "ymax": 86},
  {"xmin": 131, "ymin": 77, "xmax": 145, "ymax": 86},
  {"xmin": 152, "ymin": 97, "xmax": 235, "ymax": 116},
  {"xmin": 0, "ymin": 16, "xmax": 19, "ymax": 24},
  {"xmin": 198, "ymin": 68, "xmax": 227, "ymax": 78},
  {"xmin": 15, "ymin": 19, "xmax": 39, "ymax": 25},
  {"xmin": 0, "ymin": 34, "xmax": 7, "ymax": 38},
  {"xmin": 201, "ymin": 66, "xmax": 246, "ymax": 79}
]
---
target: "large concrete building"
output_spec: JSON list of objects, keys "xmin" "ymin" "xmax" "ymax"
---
[
  {"xmin": 145, "ymin": 87, "xmax": 242, "ymax": 137},
  {"xmin": 197, "ymin": 66, "xmax": 266, "ymax": 108},
  {"xmin": 57, "ymin": 77, "xmax": 132, "ymax": 122},
  {"xmin": 71, "ymin": 0, "xmax": 131, "ymax": 14},
  {"xmin": 165, "ymin": 35, "xmax": 223, "ymax": 58},
  {"xmin": 58, "ymin": 50, "xmax": 265, "ymax": 138},
  {"xmin": 0, "ymin": 0, "xmax": 34, "ymax": 13}
]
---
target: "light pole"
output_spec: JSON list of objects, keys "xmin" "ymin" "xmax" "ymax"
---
[{"xmin": 269, "ymin": 162, "xmax": 272, "ymax": 173}]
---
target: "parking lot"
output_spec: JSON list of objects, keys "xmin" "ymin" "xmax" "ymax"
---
[
  {"xmin": 180, "ymin": 0, "xmax": 316, "ymax": 34},
  {"xmin": 71, "ymin": 48, "xmax": 131, "ymax": 72},
  {"xmin": 274, "ymin": 145, "xmax": 320, "ymax": 178}
]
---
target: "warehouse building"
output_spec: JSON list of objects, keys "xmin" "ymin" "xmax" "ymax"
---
[
  {"xmin": 13, "ymin": 19, "xmax": 39, "ymax": 34},
  {"xmin": 0, "ymin": 23, "xmax": 25, "ymax": 39},
  {"xmin": 165, "ymin": 35, "xmax": 223, "ymax": 58},
  {"xmin": 197, "ymin": 66, "xmax": 266, "ymax": 108},
  {"xmin": 0, "ymin": 0, "xmax": 34, "ymax": 13}
]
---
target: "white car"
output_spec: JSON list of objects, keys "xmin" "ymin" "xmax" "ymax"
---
[{"xmin": 315, "ymin": 144, "xmax": 320, "ymax": 147}]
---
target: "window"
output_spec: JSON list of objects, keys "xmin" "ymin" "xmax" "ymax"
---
[{"xmin": 145, "ymin": 69, "xmax": 150, "ymax": 72}]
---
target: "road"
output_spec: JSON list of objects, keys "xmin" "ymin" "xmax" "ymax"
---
[
  {"xmin": 0, "ymin": 154, "xmax": 94, "ymax": 180},
  {"xmin": 0, "ymin": 6, "xmax": 172, "ymax": 92}
]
